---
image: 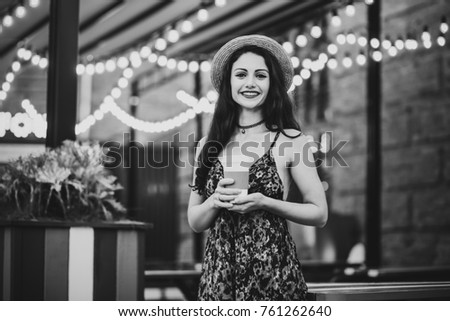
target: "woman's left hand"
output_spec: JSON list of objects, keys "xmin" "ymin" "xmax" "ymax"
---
[{"xmin": 229, "ymin": 192, "xmax": 266, "ymax": 214}]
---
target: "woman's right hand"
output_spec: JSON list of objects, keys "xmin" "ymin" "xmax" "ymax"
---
[{"xmin": 210, "ymin": 178, "xmax": 242, "ymax": 209}]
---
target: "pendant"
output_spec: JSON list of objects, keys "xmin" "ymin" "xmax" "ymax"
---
[{"xmin": 241, "ymin": 129, "xmax": 245, "ymax": 134}]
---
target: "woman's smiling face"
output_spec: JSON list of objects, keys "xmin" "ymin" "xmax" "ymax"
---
[{"xmin": 230, "ymin": 52, "xmax": 270, "ymax": 110}]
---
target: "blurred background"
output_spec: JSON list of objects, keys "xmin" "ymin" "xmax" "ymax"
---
[{"xmin": 1, "ymin": 0, "xmax": 449, "ymax": 299}]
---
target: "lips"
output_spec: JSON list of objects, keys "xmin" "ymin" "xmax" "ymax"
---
[{"xmin": 240, "ymin": 91, "xmax": 260, "ymax": 98}]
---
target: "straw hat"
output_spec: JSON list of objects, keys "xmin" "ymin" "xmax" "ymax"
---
[{"xmin": 210, "ymin": 34, "xmax": 294, "ymax": 92}]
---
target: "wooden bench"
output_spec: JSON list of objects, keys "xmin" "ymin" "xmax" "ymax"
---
[
  {"xmin": 144, "ymin": 269, "xmax": 201, "ymax": 300},
  {"xmin": 307, "ymin": 281, "xmax": 450, "ymax": 300}
]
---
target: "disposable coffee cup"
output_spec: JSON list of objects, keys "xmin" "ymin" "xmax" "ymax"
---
[
  {"xmin": 222, "ymin": 155, "xmax": 251, "ymax": 196},
  {"xmin": 223, "ymin": 169, "xmax": 249, "ymax": 196}
]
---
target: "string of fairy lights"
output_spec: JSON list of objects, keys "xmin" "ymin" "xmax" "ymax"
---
[
  {"xmin": 0, "ymin": 0, "xmax": 448, "ymax": 138},
  {"xmin": 0, "ymin": 0, "xmax": 41, "ymax": 33}
]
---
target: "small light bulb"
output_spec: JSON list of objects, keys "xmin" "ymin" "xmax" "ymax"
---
[
  {"xmin": 358, "ymin": 36, "xmax": 368, "ymax": 47},
  {"xmin": 22, "ymin": 49, "xmax": 32, "ymax": 61},
  {"xmin": 372, "ymin": 50, "xmax": 382, "ymax": 62},
  {"xmin": 388, "ymin": 46, "xmax": 398, "ymax": 57},
  {"xmin": 29, "ymin": 0, "xmax": 40, "ymax": 8},
  {"xmin": 318, "ymin": 53, "xmax": 328, "ymax": 64},
  {"xmin": 293, "ymin": 75, "xmax": 303, "ymax": 86},
  {"xmin": 167, "ymin": 58, "xmax": 177, "ymax": 70},
  {"xmin": 310, "ymin": 25, "xmax": 322, "ymax": 39},
  {"xmin": 3, "ymin": 14, "xmax": 14, "ymax": 27},
  {"xmin": 189, "ymin": 61, "xmax": 199, "ymax": 73},
  {"xmin": 148, "ymin": 53, "xmax": 158, "ymax": 63},
  {"xmin": 95, "ymin": 62, "xmax": 105, "ymax": 74},
  {"xmin": 282, "ymin": 41, "xmax": 294, "ymax": 54},
  {"xmin": 356, "ymin": 52, "xmax": 366, "ymax": 65},
  {"xmin": 327, "ymin": 57, "xmax": 338, "ymax": 69},
  {"xmin": 76, "ymin": 64, "xmax": 85, "ymax": 75},
  {"xmin": 167, "ymin": 29, "xmax": 180, "ymax": 43},
  {"xmin": 177, "ymin": 60, "xmax": 188, "ymax": 72},
  {"xmin": 155, "ymin": 38, "xmax": 167, "ymax": 51},
  {"xmin": 440, "ymin": 16, "xmax": 448, "ymax": 34},
  {"xmin": 2, "ymin": 82, "xmax": 11, "ymax": 92},
  {"xmin": 85, "ymin": 64, "xmax": 95, "ymax": 75},
  {"xmin": 31, "ymin": 55, "xmax": 40, "ymax": 65},
  {"xmin": 6, "ymin": 72, "xmax": 14, "ymax": 82},
  {"xmin": 117, "ymin": 56, "xmax": 129, "ymax": 69},
  {"xmin": 123, "ymin": 68, "xmax": 134, "ymax": 79},
  {"xmin": 105, "ymin": 59, "xmax": 116, "ymax": 72},
  {"xmin": 197, "ymin": 8, "xmax": 208, "ymax": 22},
  {"xmin": 346, "ymin": 32, "xmax": 356, "ymax": 45},
  {"xmin": 15, "ymin": 5, "xmax": 27, "ymax": 18},
  {"xmin": 200, "ymin": 61, "xmax": 211, "ymax": 72},
  {"xmin": 38, "ymin": 57, "xmax": 48, "ymax": 69},
  {"xmin": 111, "ymin": 87, "xmax": 121, "ymax": 99},
  {"xmin": 118, "ymin": 77, "xmax": 128, "ymax": 89},
  {"xmin": 12, "ymin": 61, "xmax": 21, "ymax": 72},
  {"xmin": 423, "ymin": 40, "xmax": 432, "ymax": 49},
  {"xmin": 437, "ymin": 33, "xmax": 446, "ymax": 47},
  {"xmin": 302, "ymin": 58, "xmax": 312, "ymax": 69},
  {"xmin": 181, "ymin": 20, "xmax": 193, "ymax": 33},
  {"xmin": 382, "ymin": 38, "xmax": 392, "ymax": 50},
  {"xmin": 346, "ymin": 2, "xmax": 356, "ymax": 17},
  {"xmin": 336, "ymin": 33, "xmax": 346, "ymax": 45},
  {"xmin": 157, "ymin": 55, "xmax": 168, "ymax": 67},
  {"xmin": 370, "ymin": 38, "xmax": 380, "ymax": 49},
  {"xmin": 215, "ymin": 0, "xmax": 226, "ymax": 7},
  {"xmin": 342, "ymin": 55, "xmax": 353, "ymax": 68},
  {"xmin": 139, "ymin": 46, "xmax": 151, "ymax": 58},
  {"xmin": 421, "ymin": 27, "xmax": 431, "ymax": 42},
  {"xmin": 300, "ymin": 69, "xmax": 311, "ymax": 79},
  {"xmin": 295, "ymin": 34, "xmax": 308, "ymax": 47},
  {"xmin": 331, "ymin": 10, "xmax": 341, "ymax": 27},
  {"xmin": 327, "ymin": 43, "xmax": 338, "ymax": 55},
  {"xmin": 395, "ymin": 37, "xmax": 404, "ymax": 50}
]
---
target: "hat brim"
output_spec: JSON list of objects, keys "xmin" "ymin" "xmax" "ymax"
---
[{"xmin": 211, "ymin": 34, "xmax": 294, "ymax": 92}]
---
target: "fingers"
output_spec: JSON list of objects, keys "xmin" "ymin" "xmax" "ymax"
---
[
  {"xmin": 216, "ymin": 178, "xmax": 242, "ymax": 195},
  {"xmin": 212, "ymin": 192, "xmax": 234, "ymax": 209},
  {"xmin": 218, "ymin": 178, "xmax": 234, "ymax": 187}
]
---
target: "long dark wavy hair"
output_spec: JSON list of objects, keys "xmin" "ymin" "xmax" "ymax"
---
[{"xmin": 191, "ymin": 45, "xmax": 301, "ymax": 195}]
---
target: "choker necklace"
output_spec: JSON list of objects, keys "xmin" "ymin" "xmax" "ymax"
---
[{"xmin": 237, "ymin": 119, "xmax": 265, "ymax": 134}]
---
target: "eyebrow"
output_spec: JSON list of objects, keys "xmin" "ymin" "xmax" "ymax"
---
[{"xmin": 233, "ymin": 67, "xmax": 269, "ymax": 72}]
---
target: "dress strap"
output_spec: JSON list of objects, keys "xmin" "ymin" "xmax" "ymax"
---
[{"xmin": 269, "ymin": 131, "xmax": 281, "ymax": 150}]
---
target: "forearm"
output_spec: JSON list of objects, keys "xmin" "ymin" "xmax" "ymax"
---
[
  {"xmin": 261, "ymin": 196, "xmax": 327, "ymax": 227},
  {"xmin": 188, "ymin": 196, "xmax": 220, "ymax": 233}
]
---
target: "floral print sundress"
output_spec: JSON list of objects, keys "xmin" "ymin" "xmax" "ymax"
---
[{"xmin": 197, "ymin": 132, "xmax": 308, "ymax": 301}]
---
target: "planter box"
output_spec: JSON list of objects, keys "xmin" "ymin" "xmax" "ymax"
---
[{"xmin": 0, "ymin": 220, "xmax": 148, "ymax": 301}]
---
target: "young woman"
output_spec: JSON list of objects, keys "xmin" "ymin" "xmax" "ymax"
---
[{"xmin": 188, "ymin": 35, "xmax": 328, "ymax": 300}]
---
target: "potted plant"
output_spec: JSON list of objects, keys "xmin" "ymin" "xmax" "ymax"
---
[{"xmin": 0, "ymin": 140, "xmax": 146, "ymax": 300}]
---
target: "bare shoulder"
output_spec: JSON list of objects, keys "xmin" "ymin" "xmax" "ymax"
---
[{"xmin": 279, "ymin": 129, "xmax": 309, "ymax": 147}]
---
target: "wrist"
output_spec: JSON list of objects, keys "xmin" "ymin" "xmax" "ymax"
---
[
  {"xmin": 206, "ymin": 194, "xmax": 216, "ymax": 210},
  {"xmin": 259, "ymin": 193, "xmax": 271, "ymax": 211}
]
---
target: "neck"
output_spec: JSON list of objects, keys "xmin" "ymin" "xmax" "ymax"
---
[{"xmin": 238, "ymin": 108, "xmax": 263, "ymax": 126}]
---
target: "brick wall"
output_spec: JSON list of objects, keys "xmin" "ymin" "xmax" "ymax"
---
[{"xmin": 309, "ymin": 0, "xmax": 450, "ymax": 267}]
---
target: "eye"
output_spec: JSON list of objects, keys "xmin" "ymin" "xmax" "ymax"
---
[
  {"xmin": 235, "ymin": 72, "xmax": 246, "ymax": 78},
  {"xmin": 256, "ymin": 73, "xmax": 268, "ymax": 79}
]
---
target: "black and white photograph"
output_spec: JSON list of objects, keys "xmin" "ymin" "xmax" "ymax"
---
[{"xmin": 0, "ymin": 0, "xmax": 449, "ymax": 318}]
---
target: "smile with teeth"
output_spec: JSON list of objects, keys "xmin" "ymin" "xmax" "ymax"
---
[{"xmin": 241, "ymin": 91, "xmax": 260, "ymax": 98}]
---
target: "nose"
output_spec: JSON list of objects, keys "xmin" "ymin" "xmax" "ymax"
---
[{"xmin": 245, "ymin": 75, "xmax": 256, "ymax": 88}]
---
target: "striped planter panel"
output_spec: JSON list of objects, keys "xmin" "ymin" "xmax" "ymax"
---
[
  {"xmin": 44, "ymin": 228, "xmax": 69, "ymax": 300},
  {"xmin": 0, "ymin": 222, "xmax": 145, "ymax": 301}
]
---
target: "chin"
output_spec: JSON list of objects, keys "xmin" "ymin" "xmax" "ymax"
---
[{"xmin": 238, "ymin": 100, "xmax": 264, "ymax": 109}]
